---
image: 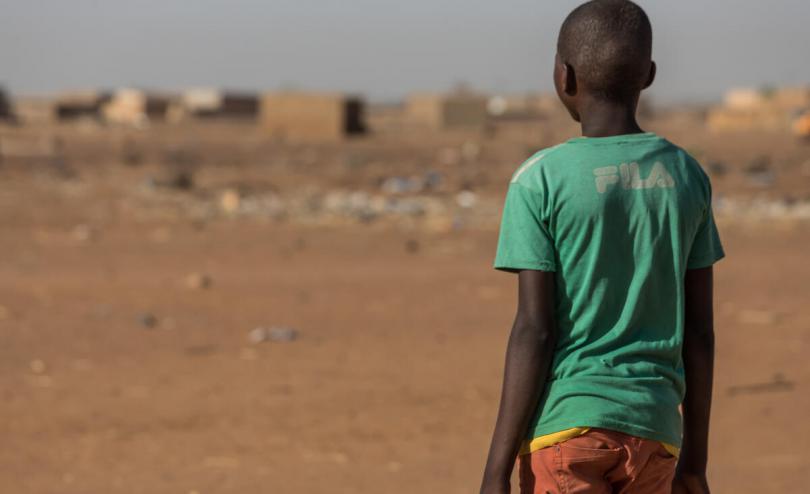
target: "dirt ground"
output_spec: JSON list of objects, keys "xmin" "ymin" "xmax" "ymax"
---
[{"xmin": 1, "ymin": 120, "xmax": 809, "ymax": 493}]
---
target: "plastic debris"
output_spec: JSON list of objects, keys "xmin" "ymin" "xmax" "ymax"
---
[
  {"xmin": 138, "ymin": 312, "xmax": 158, "ymax": 329},
  {"xmin": 248, "ymin": 326, "xmax": 299, "ymax": 343},
  {"xmin": 185, "ymin": 272, "xmax": 212, "ymax": 290}
]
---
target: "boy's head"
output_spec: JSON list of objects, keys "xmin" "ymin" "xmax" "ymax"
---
[{"xmin": 554, "ymin": 0, "xmax": 655, "ymax": 121}]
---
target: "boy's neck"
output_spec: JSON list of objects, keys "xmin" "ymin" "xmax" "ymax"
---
[{"xmin": 578, "ymin": 95, "xmax": 644, "ymax": 138}]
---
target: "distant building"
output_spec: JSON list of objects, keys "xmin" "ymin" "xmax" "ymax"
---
[
  {"xmin": 771, "ymin": 87, "xmax": 810, "ymax": 113},
  {"xmin": 488, "ymin": 92, "xmax": 653, "ymax": 120},
  {"xmin": 723, "ymin": 88, "xmax": 766, "ymax": 110},
  {"xmin": 487, "ymin": 93, "xmax": 566, "ymax": 120},
  {"xmin": 102, "ymin": 89, "xmax": 171, "ymax": 126},
  {"xmin": 178, "ymin": 88, "xmax": 258, "ymax": 120},
  {"xmin": 260, "ymin": 92, "xmax": 366, "ymax": 142},
  {"xmin": 406, "ymin": 92, "xmax": 489, "ymax": 130},
  {"xmin": 13, "ymin": 98, "xmax": 56, "ymax": 125},
  {"xmin": 707, "ymin": 86, "xmax": 810, "ymax": 133},
  {"xmin": 0, "ymin": 86, "xmax": 12, "ymax": 121},
  {"xmin": 55, "ymin": 90, "xmax": 110, "ymax": 121}
]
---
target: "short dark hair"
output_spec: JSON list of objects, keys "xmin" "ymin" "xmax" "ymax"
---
[{"xmin": 557, "ymin": 0, "xmax": 653, "ymax": 101}]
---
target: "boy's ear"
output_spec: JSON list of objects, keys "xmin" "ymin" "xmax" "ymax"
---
[
  {"xmin": 563, "ymin": 62, "xmax": 577, "ymax": 96},
  {"xmin": 643, "ymin": 61, "xmax": 657, "ymax": 89}
]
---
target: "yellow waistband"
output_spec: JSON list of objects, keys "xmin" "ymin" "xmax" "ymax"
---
[{"xmin": 520, "ymin": 427, "xmax": 680, "ymax": 458}]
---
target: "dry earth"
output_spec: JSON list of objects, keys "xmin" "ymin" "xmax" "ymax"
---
[{"xmin": 1, "ymin": 121, "xmax": 809, "ymax": 493}]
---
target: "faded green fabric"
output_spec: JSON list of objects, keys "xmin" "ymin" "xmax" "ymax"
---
[{"xmin": 494, "ymin": 132, "xmax": 724, "ymax": 447}]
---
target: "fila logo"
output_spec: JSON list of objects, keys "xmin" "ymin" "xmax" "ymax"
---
[{"xmin": 593, "ymin": 162, "xmax": 675, "ymax": 193}]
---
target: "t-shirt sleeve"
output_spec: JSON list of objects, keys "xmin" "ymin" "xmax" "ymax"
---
[
  {"xmin": 687, "ymin": 202, "xmax": 725, "ymax": 270},
  {"xmin": 494, "ymin": 182, "xmax": 556, "ymax": 272}
]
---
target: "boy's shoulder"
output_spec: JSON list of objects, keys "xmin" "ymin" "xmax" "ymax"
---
[
  {"xmin": 508, "ymin": 143, "xmax": 569, "ymax": 188},
  {"xmin": 656, "ymin": 138, "xmax": 713, "ymax": 187},
  {"xmin": 507, "ymin": 139, "xmax": 601, "ymax": 189},
  {"xmin": 656, "ymin": 136, "xmax": 703, "ymax": 165}
]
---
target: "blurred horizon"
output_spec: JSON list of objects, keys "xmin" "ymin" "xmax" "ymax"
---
[{"xmin": 2, "ymin": 0, "xmax": 809, "ymax": 104}]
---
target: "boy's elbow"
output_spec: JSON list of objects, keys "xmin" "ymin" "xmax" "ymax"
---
[{"xmin": 511, "ymin": 315, "xmax": 556, "ymax": 346}]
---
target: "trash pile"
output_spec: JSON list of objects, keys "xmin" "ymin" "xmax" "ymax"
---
[
  {"xmin": 125, "ymin": 168, "xmax": 501, "ymax": 230},
  {"xmin": 715, "ymin": 196, "xmax": 810, "ymax": 221}
]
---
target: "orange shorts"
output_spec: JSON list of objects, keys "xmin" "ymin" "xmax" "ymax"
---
[{"xmin": 518, "ymin": 428, "xmax": 677, "ymax": 494}]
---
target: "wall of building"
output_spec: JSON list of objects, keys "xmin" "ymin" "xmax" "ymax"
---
[
  {"xmin": 405, "ymin": 93, "xmax": 488, "ymax": 129},
  {"xmin": 0, "ymin": 88, "xmax": 12, "ymax": 120},
  {"xmin": 260, "ymin": 92, "xmax": 365, "ymax": 142}
]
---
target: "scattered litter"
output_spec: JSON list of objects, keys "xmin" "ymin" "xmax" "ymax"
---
[
  {"xmin": 145, "ymin": 170, "xmax": 194, "ymax": 191},
  {"xmin": 743, "ymin": 157, "xmax": 775, "ymax": 187},
  {"xmin": 727, "ymin": 373, "xmax": 795, "ymax": 397},
  {"xmin": 424, "ymin": 171, "xmax": 444, "ymax": 190},
  {"xmin": 248, "ymin": 326, "xmax": 299, "ymax": 343},
  {"xmin": 185, "ymin": 272, "xmax": 212, "ymax": 290},
  {"xmin": 380, "ymin": 172, "xmax": 443, "ymax": 195},
  {"xmin": 220, "ymin": 188, "xmax": 242, "ymax": 214},
  {"xmin": 238, "ymin": 193, "xmax": 286, "ymax": 219},
  {"xmin": 381, "ymin": 176, "xmax": 423, "ymax": 195},
  {"xmin": 456, "ymin": 190, "xmax": 478, "ymax": 209},
  {"xmin": 405, "ymin": 239, "xmax": 420, "ymax": 254},
  {"xmin": 124, "ymin": 182, "xmax": 496, "ymax": 226},
  {"xmin": 385, "ymin": 197, "xmax": 425, "ymax": 217},
  {"xmin": 29, "ymin": 359, "xmax": 47, "ymax": 374},
  {"xmin": 715, "ymin": 197, "xmax": 810, "ymax": 221},
  {"xmin": 706, "ymin": 161, "xmax": 727, "ymax": 177},
  {"xmin": 138, "ymin": 312, "xmax": 158, "ymax": 329},
  {"xmin": 323, "ymin": 191, "xmax": 379, "ymax": 221}
]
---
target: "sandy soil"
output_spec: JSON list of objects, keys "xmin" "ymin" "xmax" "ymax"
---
[
  {"xmin": 1, "ymin": 177, "xmax": 809, "ymax": 494},
  {"xmin": 1, "ymin": 119, "xmax": 809, "ymax": 493}
]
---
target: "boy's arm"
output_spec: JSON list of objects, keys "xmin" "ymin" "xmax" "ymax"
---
[
  {"xmin": 480, "ymin": 270, "xmax": 557, "ymax": 494},
  {"xmin": 674, "ymin": 266, "xmax": 715, "ymax": 494}
]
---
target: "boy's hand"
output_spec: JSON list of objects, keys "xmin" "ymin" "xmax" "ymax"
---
[{"xmin": 672, "ymin": 472, "xmax": 710, "ymax": 494}]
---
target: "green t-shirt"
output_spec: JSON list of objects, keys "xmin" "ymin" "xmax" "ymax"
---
[{"xmin": 494, "ymin": 132, "xmax": 724, "ymax": 447}]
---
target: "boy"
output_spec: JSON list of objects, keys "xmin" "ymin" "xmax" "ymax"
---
[{"xmin": 479, "ymin": 1, "xmax": 724, "ymax": 493}]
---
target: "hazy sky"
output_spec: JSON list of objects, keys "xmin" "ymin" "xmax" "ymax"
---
[{"xmin": 1, "ymin": 0, "xmax": 808, "ymax": 103}]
